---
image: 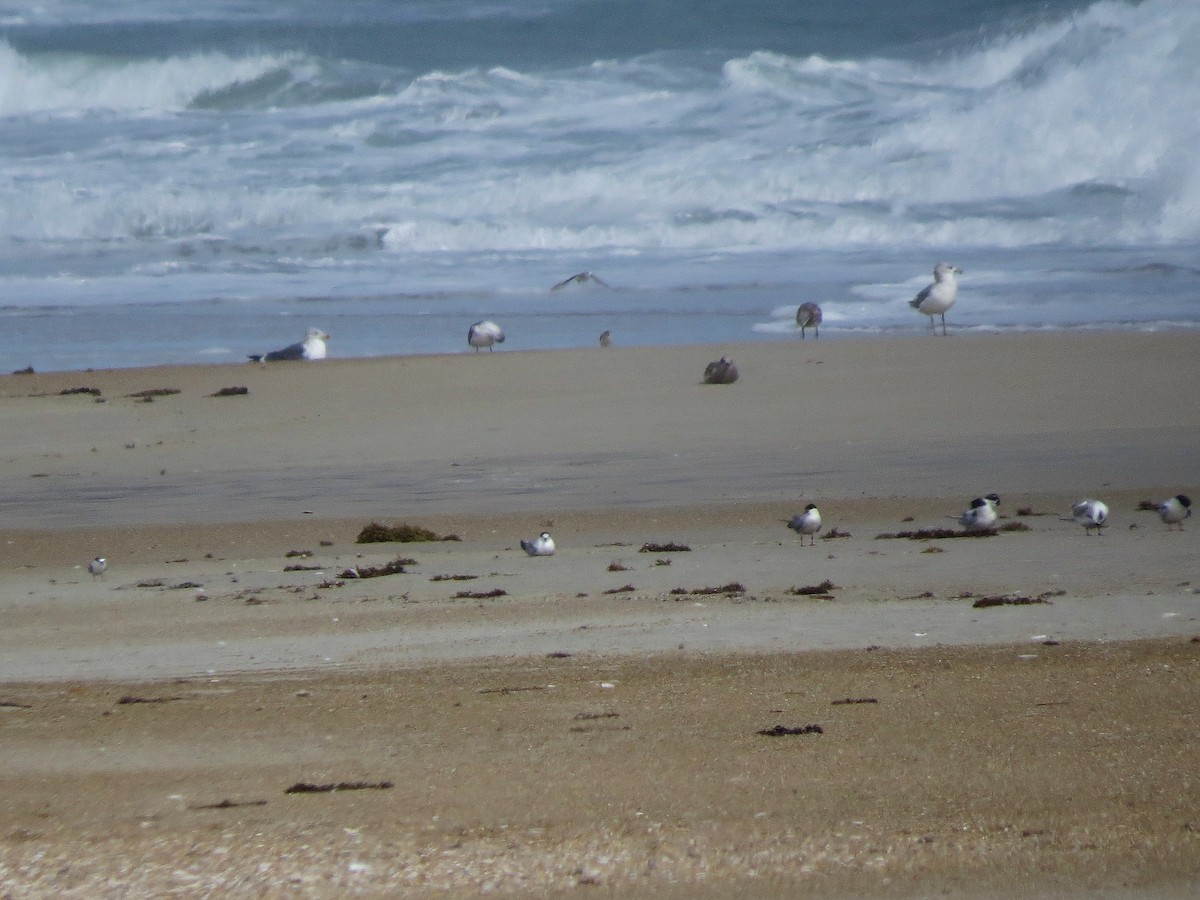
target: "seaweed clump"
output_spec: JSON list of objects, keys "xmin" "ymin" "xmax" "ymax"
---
[{"xmin": 356, "ymin": 522, "xmax": 461, "ymax": 543}]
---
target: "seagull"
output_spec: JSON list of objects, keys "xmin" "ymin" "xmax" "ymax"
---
[
  {"xmin": 703, "ymin": 356, "xmax": 739, "ymax": 384},
  {"xmin": 248, "ymin": 327, "xmax": 329, "ymax": 363},
  {"xmin": 599, "ymin": 330, "xmax": 612, "ymax": 348},
  {"xmin": 787, "ymin": 504, "xmax": 822, "ymax": 545},
  {"xmin": 87, "ymin": 556, "xmax": 107, "ymax": 579},
  {"xmin": 1155, "ymin": 494, "xmax": 1192, "ymax": 530},
  {"xmin": 1062, "ymin": 499, "xmax": 1109, "ymax": 535},
  {"xmin": 796, "ymin": 302, "xmax": 823, "ymax": 339},
  {"xmin": 520, "ymin": 532, "xmax": 556, "ymax": 556},
  {"xmin": 468, "ymin": 320, "xmax": 505, "ymax": 352},
  {"xmin": 948, "ymin": 493, "xmax": 1000, "ymax": 532},
  {"xmin": 551, "ymin": 271, "xmax": 609, "ymax": 290},
  {"xmin": 909, "ymin": 262, "xmax": 962, "ymax": 335}
]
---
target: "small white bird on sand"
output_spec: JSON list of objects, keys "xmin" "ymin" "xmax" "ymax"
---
[
  {"xmin": 948, "ymin": 493, "xmax": 1001, "ymax": 532},
  {"xmin": 468, "ymin": 320, "xmax": 505, "ymax": 352},
  {"xmin": 787, "ymin": 504, "xmax": 822, "ymax": 545},
  {"xmin": 599, "ymin": 329, "xmax": 612, "ymax": 348},
  {"xmin": 248, "ymin": 327, "xmax": 329, "ymax": 363},
  {"xmin": 1155, "ymin": 494, "xmax": 1192, "ymax": 530},
  {"xmin": 703, "ymin": 356, "xmax": 739, "ymax": 384},
  {"xmin": 909, "ymin": 262, "xmax": 962, "ymax": 335},
  {"xmin": 796, "ymin": 302, "xmax": 823, "ymax": 339},
  {"xmin": 520, "ymin": 532, "xmax": 556, "ymax": 556},
  {"xmin": 88, "ymin": 556, "xmax": 107, "ymax": 579},
  {"xmin": 1062, "ymin": 499, "xmax": 1109, "ymax": 535}
]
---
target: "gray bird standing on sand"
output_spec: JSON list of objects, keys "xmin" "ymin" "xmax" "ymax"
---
[
  {"xmin": 787, "ymin": 504, "xmax": 822, "ymax": 545},
  {"xmin": 909, "ymin": 262, "xmax": 962, "ymax": 335},
  {"xmin": 468, "ymin": 320, "xmax": 505, "ymax": 352},
  {"xmin": 599, "ymin": 330, "xmax": 612, "ymax": 347},
  {"xmin": 796, "ymin": 302, "xmax": 822, "ymax": 339},
  {"xmin": 703, "ymin": 356, "xmax": 739, "ymax": 384},
  {"xmin": 88, "ymin": 556, "xmax": 107, "ymax": 579}
]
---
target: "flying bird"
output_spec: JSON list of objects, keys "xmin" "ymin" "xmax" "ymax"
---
[
  {"xmin": 1155, "ymin": 494, "xmax": 1192, "ymax": 530},
  {"xmin": 468, "ymin": 320, "xmax": 505, "ymax": 352},
  {"xmin": 703, "ymin": 356, "xmax": 739, "ymax": 384},
  {"xmin": 551, "ymin": 271, "xmax": 609, "ymax": 290},
  {"xmin": 909, "ymin": 262, "xmax": 962, "ymax": 335},
  {"xmin": 787, "ymin": 504, "xmax": 823, "ymax": 545},
  {"xmin": 520, "ymin": 532, "xmax": 556, "ymax": 556},
  {"xmin": 796, "ymin": 302, "xmax": 823, "ymax": 339},
  {"xmin": 248, "ymin": 327, "xmax": 329, "ymax": 363},
  {"xmin": 1062, "ymin": 499, "xmax": 1109, "ymax": 535},
  {"xmin": 949, "ymin": 493, "xmax": 1001, "ymax": 532}
]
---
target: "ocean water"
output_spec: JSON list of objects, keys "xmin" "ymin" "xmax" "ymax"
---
[{"xmin": 1, "ymin": 0, "xmax": 1198, "ymax": 371}]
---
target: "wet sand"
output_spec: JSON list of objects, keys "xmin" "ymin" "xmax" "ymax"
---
[{"xmin": 2, "ymin": 333, "xmax": 1198, "ymax": 896}]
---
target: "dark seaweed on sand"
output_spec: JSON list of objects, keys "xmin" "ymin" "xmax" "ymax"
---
[
  {"xmin": 340, "ymin": 557, "xmax": 415, "ymax": 578},
  {"xmin": 639, "ymin": 542, "xmax": 691, "ymax": 553},
  {"xmin": 971, "ymin": 594, "xmax": 1050, "ymax": 609},
  {"xmin": 602, "ymin": 584, "xmax": 637, "ymax": 594},
  {"xmin": 453, "ymin": 588, "xmax": 507, "ymax": 599},
  {"xmin": 875, "ymin": 528, "xmax": 997, "ymax": 540},
  {"xmin": 356, "ymin": 522, "xmax": 461, "ymax": 543},
  {"xmin": 60, "ymin": 386, "xmax": 102, "ymax": 396},
  {"xmin": 786, "ymin": 580, "xmax": 837, "ymax": 596},
  {"xmin": 669, "ymin": 582, "xmax": 745, "ymax": 596},
  {"xmin": 285, "ymin": 781, "xmax": 393, "ymax": 794},
  {"xmin": 126, "ymin": 388, "xmax": 181, "ymax": 399},
  {"xmin": 210, "ymin": 386, "xmax": 249, "ymax": 397},
  {"xmin": 758, "ymin": 724, "xmax": 824, "ymax": 737}
]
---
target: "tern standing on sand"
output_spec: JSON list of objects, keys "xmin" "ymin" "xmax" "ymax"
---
[
  {"xmin": 795, "ymin": 302, "xmax": 822, "ymax": 339},
  {"xmin": 787, "ymin": 504, "xmax": 822, "ymax": 545},
  {"xmin": 88, "ymin": 557, "xmax": 107, "ymax": 578},
  {"xmin": 1155, "ymin": 494, "xmax": 1192, "ymax": 529},
  {"xmin": 910, "ymin": 262, "xmax": 962, "ymax": 335},
  {"xmin": 950, "ymin": 493, "xmax": 1000, "ymax": 532},
  {"xmin": 1063, "ymin": 499, "xmax": 1108, "ymax": 535},
  {"xmin": 468, "ymin": 320, "xmax": 505, "ymax": 352}
]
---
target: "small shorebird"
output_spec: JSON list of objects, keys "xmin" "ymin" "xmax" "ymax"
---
[
  {"xmin": 795, "ymin": 302, "xmax": 822, "ymax": 339},
  {"xmin": 703, "ymin": 356, "xmax": 739, "ymax": 384},
  {"xmin": 88, "ymin": 556, "xmax": 107, "ymax": 579},
  {"xmin": 787, "ymin": 504, "xmax": 822, "ymax": 545},
  {"xmin": 1155, "ymin": 494, "xmax": 1192, "ymax": 530},
  {"xmin": 1062, "ymin": 499, "xmax": 1108, "ymax": 535},
  {"xmin": 949, "ymin": 493, "xmax": 1000, "ymax": 532},
  {"xmin": 249, "ymin": 327, "xmax": 329, "ymax": 363},
  {"xmin": 520, "ymin": 532, "xmax": 556, "ymax": 556},
  {"xmin": 598, "ymin": 329, "xmax": 612, "ymax": 348},
  {"xmin": 909, "ymin": 262, "xmax": 962, "ymax": 335},
  {"xmin": 468, "ymin": 320, "xmax": 505, "ymax": 352}
]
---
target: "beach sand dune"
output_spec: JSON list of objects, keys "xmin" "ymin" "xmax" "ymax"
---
[{"xmin": 2, "ymin": 334, "xmax": 1198, "ymax": 896}]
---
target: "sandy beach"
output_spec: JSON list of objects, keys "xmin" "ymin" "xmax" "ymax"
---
[{"xmin": 2, "ymin": 333, "xmax": 1199, "ymax": 897}]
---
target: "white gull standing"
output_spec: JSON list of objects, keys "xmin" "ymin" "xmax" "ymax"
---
[
  {"xmin": 787, "ymin": 504, "xmax": 822, "ymax": 545},
  {"xmin": 520, "ymin": 532, "xmax": 556, "ymax": 556},
  {"xmin": 1062, "ymin": 499, "xmax": 1109, "ymax": 535},
  {"xmin": 248, "ymin": 327, "xmax": 329, "ymax": 363},
  {"xmin": 909, "ymin": 262, "xmax": 962, "ymax": 336},
  {"xmin": 468, "ymin": 320, "xmax": 505, "ymax": 352}
]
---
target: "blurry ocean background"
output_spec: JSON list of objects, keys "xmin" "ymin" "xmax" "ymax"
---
[{"xmin": 1, "ymin": 0, "xmax": 1198, "ymax": 371}]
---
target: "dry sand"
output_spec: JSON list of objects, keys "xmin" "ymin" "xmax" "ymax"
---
[{"xmin": 1, "ymin": 333, "xmax": 1198, "ymax": 897}]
